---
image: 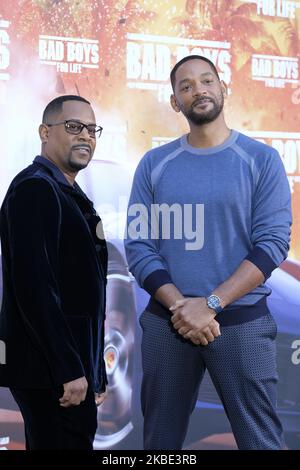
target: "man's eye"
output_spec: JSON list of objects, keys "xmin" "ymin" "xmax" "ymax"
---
[
  {"xmin": 68, "ymin": 122, "xmax": 81, "ymax": 131},
  {"xmin": 87, "ymin": 127, "xmax": 96, "ymax": 134}
]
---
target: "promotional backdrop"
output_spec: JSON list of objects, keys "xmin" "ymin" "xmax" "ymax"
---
[{"xmin": 0, "ymin": 0, "xmax": 300, "ymax": 450}]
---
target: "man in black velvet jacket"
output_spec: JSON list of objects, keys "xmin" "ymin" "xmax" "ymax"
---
[{"xmin": 0, "ymin": 95, "xmax": 108, "ymax": 449}]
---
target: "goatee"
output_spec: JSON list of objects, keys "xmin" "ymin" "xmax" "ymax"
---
[{"xmin": 69, "ymin": 160, "xmax": 89, "ymax": 171}]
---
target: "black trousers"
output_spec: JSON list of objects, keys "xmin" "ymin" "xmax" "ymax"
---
[{"xmin": 10, "ymin": 386, "xmax": 98, "ymax": 450}]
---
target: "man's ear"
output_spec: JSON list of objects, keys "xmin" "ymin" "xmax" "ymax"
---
[
  {"xmin": 39, "ymin": 123, "xmax": 49, "ymax": 143},
  {"xmin": 220, "ymin": 80, "xmax": 228, "ymax": 98},
  {"xmin": 170, "ymin": 94, "xmax": 181, "ymax": 113}
]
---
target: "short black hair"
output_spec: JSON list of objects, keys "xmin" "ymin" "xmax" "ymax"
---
[
  {"xmin": 42, "ymin": 95, "xmax": 91, "ymax": 123},
  {"xmin": 170, "ymin": 55, "xmax": 220, "ymax": 90}
]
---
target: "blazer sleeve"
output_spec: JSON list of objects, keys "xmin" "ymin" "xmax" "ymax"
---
[
  {"xmin": 98, "ymin": 316, "xmax": 108, "ymax": 393},
  {"xmin": 5, "ymin": 177, "xmax": 85, "ymax": 386}
]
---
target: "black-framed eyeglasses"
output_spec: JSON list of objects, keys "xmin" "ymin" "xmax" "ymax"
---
[{"xmin": 45, "ymin": 120, "xmax": 103, "ymax": 138}]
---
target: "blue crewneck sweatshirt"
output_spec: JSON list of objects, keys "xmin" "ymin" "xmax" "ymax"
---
[{"xmin": 125, "ymin": 131, "xmax": 292, "ymax": 326}]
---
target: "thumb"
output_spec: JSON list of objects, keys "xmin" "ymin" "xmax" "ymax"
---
[{"xmin": 169, "ymin": 299, "xmax": 188, "ymax": 310}]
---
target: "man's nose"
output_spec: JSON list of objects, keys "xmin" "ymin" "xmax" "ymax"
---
[
  {"xmin": 78, "ymin": 126, "xmax": 92, "ymax": 140},
  {"xmin": 193, "ymin": 83, "xmax": 208, "ymax": 96}
]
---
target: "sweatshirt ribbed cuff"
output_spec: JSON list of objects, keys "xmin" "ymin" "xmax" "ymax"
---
[
  {"xmin": 143, "ymin": 269, "xmax": 172, "ymax": 296},
  {"xmin": 245, "ymin": 246, "xmax": 277, "ymax": 280}
]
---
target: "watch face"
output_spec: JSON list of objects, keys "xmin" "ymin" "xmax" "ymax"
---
[{"xmin": 208, "ymin": 295, "xmax": 221, "ymax": 309}]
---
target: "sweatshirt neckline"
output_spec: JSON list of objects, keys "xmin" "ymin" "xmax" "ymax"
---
[{"xmin": 180, "ymin": 129, "xmax": 239, "ymax": 155}]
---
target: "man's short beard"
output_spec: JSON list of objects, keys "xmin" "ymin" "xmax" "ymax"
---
[
  {"xmin": 186, "ymin": 95, "xmax": 224, "ymax": 126},
  {"xmin": 68, "ymin": 159, "xmax": 89, "ymax": 171}
]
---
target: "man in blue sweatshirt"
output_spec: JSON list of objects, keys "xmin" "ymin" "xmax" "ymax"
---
[{"xmin": 125, "ymin": 55, "xmax": 292, "ymax": 450}]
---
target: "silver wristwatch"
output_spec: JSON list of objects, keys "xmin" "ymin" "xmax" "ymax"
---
[{"xmin": 206, "ymin": 294, "xmax": 223, "ymax": 314}]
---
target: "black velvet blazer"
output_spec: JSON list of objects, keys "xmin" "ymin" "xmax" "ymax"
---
[{"xmin": 0, "ymin": 156, "xmax": 108, "ymax": 392}]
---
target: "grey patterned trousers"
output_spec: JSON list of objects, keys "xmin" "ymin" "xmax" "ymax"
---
[{"xmin": 140, "ymin": 310, "xmax": 284, "ymax": 450}]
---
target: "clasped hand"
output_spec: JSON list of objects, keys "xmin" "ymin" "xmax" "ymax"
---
[{"xmin": 169, "ymin": 297, "xmax": 221, "ymax": 346}]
